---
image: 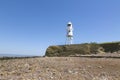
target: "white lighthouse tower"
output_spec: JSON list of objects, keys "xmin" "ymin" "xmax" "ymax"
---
[{"xmin": 66, "ymin": 22, "xmax": 73, "ymax": 45}]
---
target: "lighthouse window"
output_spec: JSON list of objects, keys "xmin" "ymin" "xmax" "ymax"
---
[{"xmin": 67, "ymin": 24, "xmax": 71, "ymax": 26}]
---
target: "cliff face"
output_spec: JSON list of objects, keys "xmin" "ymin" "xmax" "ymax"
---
[{"xmin": 45, "ymin": 42, "xmax": 120, "ymax": 57}]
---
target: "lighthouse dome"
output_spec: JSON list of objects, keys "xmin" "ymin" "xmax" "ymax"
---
[{"xmin": 67, "ymin": 22, "xmax": 72, "ymax": 26}]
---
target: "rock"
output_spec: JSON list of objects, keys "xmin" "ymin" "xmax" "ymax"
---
[{"xmin": 98, "ymin": 66, "xmax": 103, "ymax": 69}]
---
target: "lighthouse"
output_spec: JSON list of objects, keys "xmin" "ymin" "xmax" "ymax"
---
[{"xmin": 66, "ymin": 22, "xmax": 73, "ymax": 45}]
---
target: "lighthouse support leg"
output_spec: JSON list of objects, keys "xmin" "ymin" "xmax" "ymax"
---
[{"xmin": 66, "ymin": 37, "xmax": 73, "ymax": 45}]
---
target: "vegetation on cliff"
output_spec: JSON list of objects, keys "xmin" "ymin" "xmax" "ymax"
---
[{"xmin": 45, "ymin": 42, "xmax": 120, "ymax": 57}]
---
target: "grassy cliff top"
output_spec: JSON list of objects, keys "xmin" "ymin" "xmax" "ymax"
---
[{"xmin": 45, "ymin": 42, "xmax": 120, "ymax": 57}]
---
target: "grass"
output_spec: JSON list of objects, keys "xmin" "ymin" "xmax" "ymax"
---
[{"xmin": 45, "ymin": 42, "xmax": 120, "ymax": 57}]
